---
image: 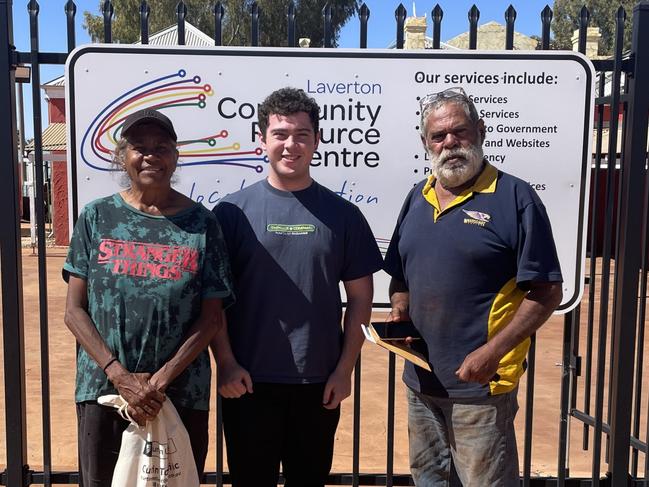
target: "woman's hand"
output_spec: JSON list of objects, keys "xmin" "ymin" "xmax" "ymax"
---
[
  {"xmin": 126, "ymin": 405, "xmax": 149, "ymax": 426},
  {"xmin": 149, "ymin": 366, "xmax": 171, "ymax": 394},
  {"xmin": 106, "ymin": 363, "xmax": 165, "ymax": 421}
]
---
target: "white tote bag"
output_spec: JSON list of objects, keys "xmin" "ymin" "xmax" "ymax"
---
[{"xmin": 98, "ymin": 395, "xmax": 200, "ymax": 487}]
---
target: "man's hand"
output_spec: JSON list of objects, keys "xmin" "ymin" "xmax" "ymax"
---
[
  {"xmin": 323, "ymin": 369, "xmax": 351, "ymax": 410},
  {"xmin": 455, "ymin": 343, "xmax": 501, "ymax": 385},
  {"xmin": 211, "ymin": 316, "xmax": 252, "ymax": 399},
  {"xmin": 388, "ymin": 277, "xmax": 410, "ymax": 325},
  {"xmin": 386, "ymin": 308, "xmax": 416, "ymax": 345},
  {"xmin": 217, "ymin": 360, "xmax": 253, "ymax": 398},
  {"xmin": 108, "ymin": 367, "xmax": 165, "ymax": 420},
  {"xmin": 386, "ymin": 306, "xmax": 411, "ymax": 323},
  {"xmin": 456, "ymin": 281, "xmax": 562, "ymax": 385}
]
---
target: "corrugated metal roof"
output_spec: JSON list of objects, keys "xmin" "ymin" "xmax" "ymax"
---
[
  {"xmin": 46, "ymin": 22, "xmax": 215, "ymax": 90},
  {"xmin": 43, "ymin": 76, "xmax": 65, "ymax": 87},
  {"xmin": 136, "ymin": 21, "xmax": 215, "ymax": 47},
  {"xmin": 25, "ymin": 123, "xmax": 67, "ymax": 152}
]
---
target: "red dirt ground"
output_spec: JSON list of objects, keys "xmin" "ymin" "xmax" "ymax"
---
[{"xmin": 1, "ymin": 249, "xmax": 647, "ymax": 484}]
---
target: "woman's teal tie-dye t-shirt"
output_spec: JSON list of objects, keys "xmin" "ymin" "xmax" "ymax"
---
[{"xmin": 63, "ymin": 193, "xmax": 233, "ymax": 410}]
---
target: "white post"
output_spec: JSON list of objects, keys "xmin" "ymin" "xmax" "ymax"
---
[{"xmin": 27, "ymin": 153, "xmax": 36, "ymax": 252}]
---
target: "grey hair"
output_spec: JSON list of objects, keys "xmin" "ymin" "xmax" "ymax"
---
[
  {"xmin": 111, "ymin": 138, "xmax": 131, "ymax": 187},
  {"xmin": 110, "ymin": 137, "xmax": 180, "ymax": 187},
  {"xmin": 419, "ymin": 93, "xmax": 480, "ymax": 137}
]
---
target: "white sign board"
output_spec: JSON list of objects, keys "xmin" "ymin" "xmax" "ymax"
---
[{"xmin": 66, "ymin": 46, "xmax": 594, "ymax": 312}]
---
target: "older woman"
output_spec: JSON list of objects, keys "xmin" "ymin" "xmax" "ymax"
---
[{"xmin": 63, "ymin": 108, "xmax": 233, "ymax": 484}]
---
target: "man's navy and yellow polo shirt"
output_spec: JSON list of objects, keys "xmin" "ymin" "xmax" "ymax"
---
[{"xmin": 384, "ymin": 162, "xmax": 562, "ymax": 398}]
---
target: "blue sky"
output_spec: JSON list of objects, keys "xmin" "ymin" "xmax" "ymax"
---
[{"xmin": 12, "ymin": 0, "xmax": 554, "ymax": 138}]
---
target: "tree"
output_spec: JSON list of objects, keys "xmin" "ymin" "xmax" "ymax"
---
[
  {"xmin": 84, "ymin": 1, "xmax": 359, "ymax": 47},
  {"xmin": 551, "ymin": 0, "xmax": 636, "ymax": 55},
  {"xmin": 84, "ymin": 1, "xmax": 220, "ymax": 43},
  {"xmin": 529, "ymin": 35, "xmax": 562, "ymax": 50}
]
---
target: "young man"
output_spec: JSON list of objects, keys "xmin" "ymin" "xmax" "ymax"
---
[
  {"xmin": 212, "ymin": 87, "xmax": 382, "ymax": 486},
  {"xmin": 384, "ymin": 87, "xmax": 563, "ymax": 486}
]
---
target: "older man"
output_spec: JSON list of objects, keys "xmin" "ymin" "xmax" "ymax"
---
[{"xmin": 384, "ymin": 87, "xmax": 563, "ymax": 486}]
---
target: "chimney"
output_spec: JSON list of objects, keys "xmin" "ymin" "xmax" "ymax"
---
[
  {"xmin": 571, "ymin": 27, "xmax": 601, "ymax": 58},
  {"xmin": 404, "ymin": 15, "xmax": 427, "ymax": 50}
]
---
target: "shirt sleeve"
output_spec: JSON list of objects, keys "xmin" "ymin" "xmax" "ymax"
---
[
  {"xmin": 62, "ymin": 206, "xmax": 94, "ymax": 282},
  {"xmin": 213, "ymin": 200, "xmax": 236, "ymax": 249},
  {"xmin": 340, "ymin": 205, "xmax": 383, "ymax": 282},
  {"xmin": 201, "ymin": 215, "xmax": 235, "ymax": 308},
  {"xmin": 515, "ymin": 195, "xmax": 563, "ymax": 285},
  {"xmin": 383, "ymin": 186, "xmax": 417, "ymax": 283}
]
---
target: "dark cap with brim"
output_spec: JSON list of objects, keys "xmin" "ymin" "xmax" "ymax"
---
[{"xmin": 121, "ymin": 108, "xmax": 178, "ymax": 141}]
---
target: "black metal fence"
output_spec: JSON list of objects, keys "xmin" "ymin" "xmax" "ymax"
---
[{"xmin": 2, "ymin": 1, "xmax": 649, "ymax": 486}]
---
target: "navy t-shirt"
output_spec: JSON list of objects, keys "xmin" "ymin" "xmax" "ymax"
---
[
  {"xmin": 384, "ymin": 163, "xmax": 562, "ymax": 397},
  {"xmin": 214, "ymin": 179, "xmax": 383, "ymax": 383}
]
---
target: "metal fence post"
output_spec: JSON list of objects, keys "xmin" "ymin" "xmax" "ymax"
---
[
  {"xmin": 323, "ymin": 2, "xmax": 332, "ymax": 48},
  {"xmin": 432, "ymin": 4, "xmax": 442, "ymax": 49},
  {"xmin": 176, "ymin": 0, "xmax": 186, "ymax": 45},
  {"xmin": 557, "ymin": 310, "xmax": 575, "ymax": 486},
  {"xmin": 139, "ymin": 0, "xmax": 150, "ymax": 45},
  {"xmin": 395, "ymin": 4, "xmax": 406, "ymax": 49},
  {"xmin": 214, "ymin": 1, "xmax": 224, "ymax": 46},
  {"xmin": 468, "ymin": 5, "xmax": 479, "ymax": 49},
  {"xmin": 359, "ymin": 3, "xmax": 369, "ymax": 49},
  {"xmin": 0, "ymin": 0, "xmax": 29, "ymax": 485},
  {"xmin": 504, "ymin": 5, "xmax": 516, "ymax": 50},
  {"xmin": 251, "ymin": 1, "xmax": 259, "ymax": 47},
  {"xmin": 287, "ymin": 1, "xmax": 296, "ymax": 47},
  {"xmin": 607, "ymin": 2, "xmax": 649, "ymax": 485}
]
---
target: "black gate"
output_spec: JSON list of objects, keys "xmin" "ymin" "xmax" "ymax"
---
[{"xmin": 2, "ymin": 1, "xmax": 649, "ymax": 486}]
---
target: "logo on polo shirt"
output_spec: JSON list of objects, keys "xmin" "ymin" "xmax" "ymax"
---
[
  {"xmin": 267, "ymin": 223, "xmax": 316, "ymax": 235},
  {"xmin": 462, "ymin": 210, "xmax": 491, "ymax": 227}
]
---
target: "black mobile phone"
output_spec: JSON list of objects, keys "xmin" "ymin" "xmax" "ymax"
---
[{"xmin": 370, "ymin": 321, "xmax": 422, "ymax": 341}]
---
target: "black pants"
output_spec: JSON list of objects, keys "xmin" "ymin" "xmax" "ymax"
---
[
  {"xmin": 222, "ymin": 382, "xmax": 341, "ymax": 487},
  {"xmin": 76, "ymin": 400, "xmax": 208, "ymax": 487}
]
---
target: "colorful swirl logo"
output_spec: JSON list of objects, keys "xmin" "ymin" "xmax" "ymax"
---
[{"xmin": 80, "ymin": 69, "xmax": 267, "ymax": 173}]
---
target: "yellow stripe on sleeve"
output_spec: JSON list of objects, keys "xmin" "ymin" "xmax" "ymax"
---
[{"xmin": 488, "ymin": 277, "xmax": 529, "ymax": 395}]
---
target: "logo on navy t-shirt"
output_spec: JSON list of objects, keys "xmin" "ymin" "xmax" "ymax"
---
[{"xmin": 266, "ymin": 223, "xmax": 316, "ymax": 236}]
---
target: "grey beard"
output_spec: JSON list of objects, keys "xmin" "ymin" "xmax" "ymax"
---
[{"xmin": 428, "ymin": 144, "xmax": 484, "ymax": 188}]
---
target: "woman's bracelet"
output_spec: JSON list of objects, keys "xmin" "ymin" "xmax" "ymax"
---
[{"xmin": 102, "ymin": 356, "xmax": 118, "ymax": 372}]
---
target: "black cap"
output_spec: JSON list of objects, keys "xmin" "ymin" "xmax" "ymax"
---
[{"xmin": 121, "ymin": 108, "xmax": 177, "ymax": 142}]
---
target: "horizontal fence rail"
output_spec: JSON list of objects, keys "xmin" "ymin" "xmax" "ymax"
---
[{"xmin": 2, "ymin": 1, "xmax": 649, "ymax": 486}]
